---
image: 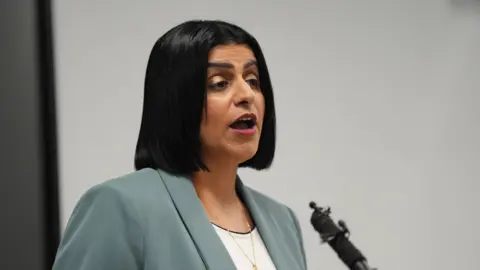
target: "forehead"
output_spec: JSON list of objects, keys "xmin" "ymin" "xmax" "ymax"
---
[{"xmin": 208, "ymin": 44, "xmax": 256, "ymax": 63}]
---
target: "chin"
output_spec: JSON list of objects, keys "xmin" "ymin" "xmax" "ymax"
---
[{"xmin": 230, "ymin": 145, "xmax": 259, "ymax": 164}]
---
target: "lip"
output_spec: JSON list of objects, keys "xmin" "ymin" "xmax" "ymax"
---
[
  {"xmin": 231, "ymin": 113, "xmax": 257, "ymax": 125},
  {"xmin": 231, "ymin": 127, "xmax": 256, "ymax": 136},
  {"xmin": 229, "ymin": 113, "xmax": 257, "ymax": 136}
]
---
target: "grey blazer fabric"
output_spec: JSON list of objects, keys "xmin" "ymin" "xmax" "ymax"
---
[{"xmin": 52, "ymin": 168, "xmax": 307, "ymax": 270}]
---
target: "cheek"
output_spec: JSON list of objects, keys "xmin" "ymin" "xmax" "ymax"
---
[
  {"xmin": 202, "ymin": 99, "xmax": 228, "ymax": 135},
  {"xmin": 206, "ymin": 105, "xmax": 224, "ymax": 120},
  {"xmin": 256, "ymin": 95, "xmax": 266, "ymax": 124}
]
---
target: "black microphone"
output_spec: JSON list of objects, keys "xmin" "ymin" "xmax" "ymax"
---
[{"xmin": 309, "ymin": 202, "xmax": 377, "ymax": 270}]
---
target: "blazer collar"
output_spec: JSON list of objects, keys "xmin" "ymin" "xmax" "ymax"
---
[
  {"xmin": 157, "ymin": 170, "xmax": 236, "ymax": 270},
  {"xmin": 236, "ymin": 177, "xmax": 294, "ymax": 269},
  {"xmin": 157, "ymin": 170, "xmax": 289, "ymax": 270}
]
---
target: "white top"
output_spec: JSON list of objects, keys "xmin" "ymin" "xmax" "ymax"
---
[{"xmin": 213, "ymin": 224, "xmax": 277, "ymax": 270}]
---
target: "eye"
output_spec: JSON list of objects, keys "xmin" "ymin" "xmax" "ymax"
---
[
  {"xmin": 245, "ymin": 72, "xmax": 260, "ymax": 90},
  {"xmin": 208, "ymin": 79, "xmax": 229, "ymax": 91},
  {"xmin": 247, "ymin": 78, "xmax": 260, "ymax": 89}
]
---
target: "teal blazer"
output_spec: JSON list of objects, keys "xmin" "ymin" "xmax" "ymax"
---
[{"xmin": 52, "ymin": 168, "xmax": 307, "ymax": 270}]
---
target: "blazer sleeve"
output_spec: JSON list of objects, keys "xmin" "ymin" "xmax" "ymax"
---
[
  {"xmin": 288, "ymin": 207, "xmax": 308, "ymax": 270},
  {"xmin": 52, "ymin": 184, "xmax": 144, "ymax": 270}
]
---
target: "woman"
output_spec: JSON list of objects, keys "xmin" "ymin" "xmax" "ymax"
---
[{"xmin": 52, "ymin": 20, "xmax": 307, "ymax": 270}]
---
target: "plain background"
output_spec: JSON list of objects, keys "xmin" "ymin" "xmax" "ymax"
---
[{"xmin": 52, "ymin": 1, "xmax": 480, "ymax": 269}]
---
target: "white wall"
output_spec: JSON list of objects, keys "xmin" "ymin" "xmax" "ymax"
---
[{"xmin": 52, "ymin": 1, "xmax": 480, "ymax": 269}]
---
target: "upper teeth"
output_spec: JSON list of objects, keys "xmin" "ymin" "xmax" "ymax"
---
[{"xmin": 240, "ymin": 117, "xmax": 252, "ymax": 121}]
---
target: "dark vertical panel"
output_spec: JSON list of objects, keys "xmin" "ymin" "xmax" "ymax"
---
[
  {"xmin": 0, "ymin": 0, "xmax": 60, "ymax": 269},
  {"xmin": 37, "ymin": 0, "xmax": 61, "ymax": 266}
]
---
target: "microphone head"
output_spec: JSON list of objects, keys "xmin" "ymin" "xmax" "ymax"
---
[{"xmin": 309, "ymin": 201, "xmax": 317, "ymax": 209}]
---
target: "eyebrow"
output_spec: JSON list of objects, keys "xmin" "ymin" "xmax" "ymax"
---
[{"xmin": 207, "ymin": 60, "xmax": 257, "ymax": 69}]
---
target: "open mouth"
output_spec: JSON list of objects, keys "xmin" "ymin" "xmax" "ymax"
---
[{"xmin": 229, "ymin": 115, "xmax": 257, "ymax": 130}]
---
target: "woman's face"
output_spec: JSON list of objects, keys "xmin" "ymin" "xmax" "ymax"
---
[{"xmin": 200, "ymin": 44, "xmax": 265, "ymax": 166}]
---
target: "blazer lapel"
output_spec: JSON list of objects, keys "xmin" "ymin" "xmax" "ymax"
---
[
  {"xmin": 236, "ymin": 178, "xmax": 292, "ymax": 270},
  {"xmin": 157, "ymin": 170, "xmax": 236, "ymax": 270}
]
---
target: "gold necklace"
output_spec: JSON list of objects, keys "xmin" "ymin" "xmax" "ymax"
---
[{"xmin": 226, "ymin": 222, "xmax": 257, "ymax": 270}]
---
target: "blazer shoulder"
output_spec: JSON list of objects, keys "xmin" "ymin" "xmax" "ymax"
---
[
  {"xmin": 99, "ymin": 168, "xmax": 163, "ymax": 195},
  {"xmin": 85, "ymin": 168, "xmax": 171, "ymax": 215},
  {"xmin": 53, "ymin": 170, "xmax": 160, "ymax": 270}
]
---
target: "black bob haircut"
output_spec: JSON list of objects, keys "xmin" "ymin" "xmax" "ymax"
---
[{"xmin": 134, "ymin": 20, "xmax": 276, "ymax": 176}]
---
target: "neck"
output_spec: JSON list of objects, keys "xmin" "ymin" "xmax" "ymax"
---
[
  {"xmin": 192, "ymin": 158, "xmax": 239, "ymax": 207},
  {"xmin": 192, "ymin": 156, "xmax": 254, "ymax": 232}
]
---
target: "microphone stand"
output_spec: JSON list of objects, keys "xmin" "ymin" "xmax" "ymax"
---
[{"xmin": 309, "ymin": 202, "xmax": 377, "ymax": 270}]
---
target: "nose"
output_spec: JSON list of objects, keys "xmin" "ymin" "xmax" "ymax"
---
[{"xmin": 233, "ymin": 79, "xmax": 255, "ymax": 107}]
